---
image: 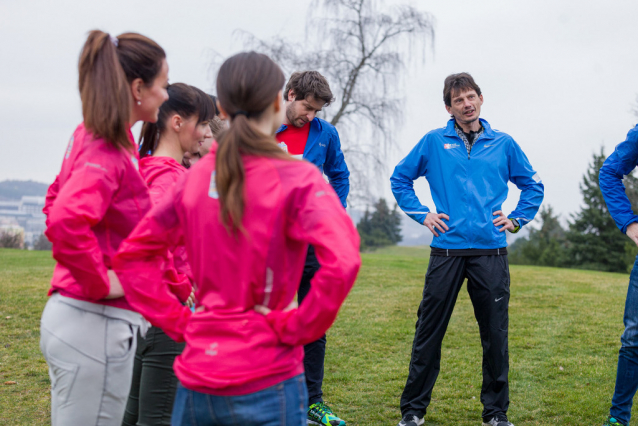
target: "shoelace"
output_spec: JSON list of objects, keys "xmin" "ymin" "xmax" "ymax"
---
[{"xmin": 312, "ymin": 403, "xmax": 334, "ymax": 416}]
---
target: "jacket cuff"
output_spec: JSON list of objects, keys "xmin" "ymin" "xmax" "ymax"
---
[{"xmin": 622, "ymin": 216, "xmax": 638, "ymax": 234}]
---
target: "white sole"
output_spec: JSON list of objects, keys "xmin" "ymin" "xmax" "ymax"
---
[{"xmin": 399, "ymin": 418, "xmax": 424, "ymax": 426}]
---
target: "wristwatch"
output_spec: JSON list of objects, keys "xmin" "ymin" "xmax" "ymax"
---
[{"xmin": 509, "ymin": 218, "xmax": 520, "ymax": 234}]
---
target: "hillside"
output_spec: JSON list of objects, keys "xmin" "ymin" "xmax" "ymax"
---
[
  {"xmin": 0, "ymin": 180, "xmax": 49, "ymax": 201},
  {"xmin": 0, "ymin": 246, "xmax": 634, "ymax": 424}
]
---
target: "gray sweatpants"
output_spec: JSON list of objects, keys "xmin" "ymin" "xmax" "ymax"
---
[{"xmin": 40, "ymin": 293, "xmax": 147, "ymax": 426}]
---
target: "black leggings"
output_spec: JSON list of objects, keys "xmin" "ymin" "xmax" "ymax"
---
[
  {"xmin": 122, "ymin": 326, "xmax": 185, "ymax": 426},
  {"xmin": 298, "ymin": 245, "xmax": 326, "ymax": 406}
]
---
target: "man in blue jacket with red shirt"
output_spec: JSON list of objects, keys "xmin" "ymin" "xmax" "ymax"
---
[
  {"xmin": 276, "ymin": 70, "xmax": 349, "ymax": 426},
  {"xmin": 599, "ymin": 124, "xmax": 638, "ymax": 426},
  {"xmin": 390, "ymin": 73, "xmax": 544, "ymax": 426}
]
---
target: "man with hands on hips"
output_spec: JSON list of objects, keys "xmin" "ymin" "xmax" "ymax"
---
[
  {"xmin": 599, "ymin": 123, "xmax": 638, "ymax": 426},
  {"xmin": 390, "ymin": 72, "xmax": 544, "ymax": 426}
]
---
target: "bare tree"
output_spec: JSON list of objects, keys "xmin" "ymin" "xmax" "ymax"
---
[
  {"xmin": 0, "ymin": 229, "xmax": 23, "ymax": 249},
  {"xmin": 240, "ymin": 0, "xmax": 435, "ymax": 206}
]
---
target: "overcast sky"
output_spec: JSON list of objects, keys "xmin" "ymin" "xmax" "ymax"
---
[{"xmin": 2, "ymin": 0, "xmax": 638, "ymax": 222}]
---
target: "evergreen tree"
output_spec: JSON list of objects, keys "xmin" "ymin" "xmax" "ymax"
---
[
  {"xmin": 566, "ymin": 148, "xmax": 637, "ymax": 272},
  {"xmin": 526, "ymin": 205, "xmax": 569, "ymax": 267},
  {"xmin": 33, "ymin": 233, "xmax": 52, "ymax": 251},
  {"xmin": 509, "ymin": 205, "xmax": 568, "ymax": 267},
  {"xmin": 357, "ymin": 198, "xmax": 403, "ymax": 250}
]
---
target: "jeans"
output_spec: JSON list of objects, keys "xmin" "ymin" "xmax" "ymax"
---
[
  {"xmin": 170, "ymin": 374, "xmax": 308, "ymax": 426},
  {"xmin": 122, "ymin": 327, "xmax": 185, "ymax": 426},
  {"xmin": 610, "ymin": 256, "xmax": 638, "ymax": 425},
  {"xmin": 401, "ymin": 255, "xmax": 510, "ymax": 422}
]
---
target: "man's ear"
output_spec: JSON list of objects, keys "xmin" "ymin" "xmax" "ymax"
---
[
  {"xmin": 445, "ymin": 105, "xmax": 452, "ymax": 115},
  {"xmin": 170, "ymin": 114, "xmax": 183, "ymax": 132},
  {"xmin": 287, "ymin": 89, "xmax": 296, "ymax": 103}
]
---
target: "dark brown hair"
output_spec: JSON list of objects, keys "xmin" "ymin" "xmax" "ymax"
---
[
  {"xmin": 284, "ymin": 71, "xmax": 334, "ymax": 106},
  {"xmin": 206, "ymin": 94, "xmax": 225, "ymax": 137},
  {"xmin": 78, "ymin": 30, "xmax": 165, "ymax": 150},
  {"xmin": 443, "ymin": 72, "xmax": 482, "ymax": 107},
  {"xmin": 139, "ymin": 83, "xmax": 216, "ymax": 158},
  {"xmin": 215, "ymin": 51, "xmax": 288, "ymax": 233}
]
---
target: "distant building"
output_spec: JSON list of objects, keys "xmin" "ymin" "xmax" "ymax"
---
[{"xmin": 0, "ymin": 196, "xmax": 46, "ymax": 248}]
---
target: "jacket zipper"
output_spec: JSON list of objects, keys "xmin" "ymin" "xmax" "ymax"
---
[{"xmin": 462, "ymin": 133, "xmax": 485, "ymax": 248}]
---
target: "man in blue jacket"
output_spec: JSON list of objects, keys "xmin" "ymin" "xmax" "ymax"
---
[
  {"xmin": 276, "ymin": 70, "xmax": 350, "ymax": 426},
  {"xmin": 390, "ymin": 73, "xmax": 544, "ymax": 426},
  {"xmin": 599, "ymin": 124, "xmax": 638, "ymax": 426}
]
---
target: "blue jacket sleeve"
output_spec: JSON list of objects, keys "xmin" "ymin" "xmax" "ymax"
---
[
  {"xmin": 323, "ymin": 129, "xmax": 350, "ymax": 208},
  {"xmin": 390, "ymin": 136, "xmax": 430, "ymax": 225},
  {"xmin": 599, "ymin": 126, "xmax": 638, "ymax": 233},
  {"xmin": 507, "ymin": 140, "xmax": 544, "ymax": 227}
]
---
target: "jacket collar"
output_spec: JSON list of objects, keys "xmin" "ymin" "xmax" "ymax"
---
[
  {"xmin": 276, "ymin": 117, "xmax": 322, "ymax": 134},
  {"xmin": 444, "ymin": 118, "xmax": 495, "ymax": 140}
]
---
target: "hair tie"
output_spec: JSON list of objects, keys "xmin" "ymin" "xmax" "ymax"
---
[
  {"xmin": 234, "ymin": 110, "xmax": 249, "ymax": 118},
  {"xmin": 110, "ymin": 35, "xmax": 119, "ymax": 47}
]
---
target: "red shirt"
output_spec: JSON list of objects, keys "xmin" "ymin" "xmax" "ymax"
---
[{"xmin": 276, "ymin": 122, "xmax": 310, "ymax": 158}]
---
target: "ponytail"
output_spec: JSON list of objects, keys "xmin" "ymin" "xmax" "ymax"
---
[
  {"xmin": 79, "ymin": 31, "xmax": 131, "ymax": 150},
  {"xmin": 138, "ymin": 122, "xmax": 160, "ymax": 158},
  {"xmin": 214, "ymin": 52, "xmax": 289, "ymax": 233},
  {"xmin": 78, "ymin": 30, "xmax": 165, "ymax": 151}
]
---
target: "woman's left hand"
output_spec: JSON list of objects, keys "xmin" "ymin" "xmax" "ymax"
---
[{"xmin": 186, "ymin": 289, "xmax": 196, "ymax": 308}]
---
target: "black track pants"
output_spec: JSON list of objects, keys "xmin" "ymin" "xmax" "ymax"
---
[
  {"xmin": 400, "ymin": 254, "xmax": 510, "ymax": 421},
  {"xmin": 298, "ymin": 245, "xmax": 326, "ymax": 405}
]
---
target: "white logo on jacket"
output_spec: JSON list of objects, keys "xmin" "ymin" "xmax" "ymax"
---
[
  {"xmin": 64, "ymin": 136, "xmax": 74, "ymax": 159},
  {"xmin": 444, "ymin": 143, "xmax": 459, "ymax": 150},
  {"xmin": 208, "ymin": 171, "xmax": 218, "ymax": 199},
  {"xmin": 206, "ymin": 342, "xmax": 219, "ymax": 356}
]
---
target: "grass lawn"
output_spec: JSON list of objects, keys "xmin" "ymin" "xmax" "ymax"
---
[{"xmin": 0, "ymin": 246, "xmax": 634, "ymax": 425}]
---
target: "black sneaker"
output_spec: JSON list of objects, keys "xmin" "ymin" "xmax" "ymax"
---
[
  {"xmin": 398, "ymin": 414, "xmax": 424, "ymax": 426},
  {"xmin": 483, "ymin": 413, "xmax": 514, "ymax": 426}
]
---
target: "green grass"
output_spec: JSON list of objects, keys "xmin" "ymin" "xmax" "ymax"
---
[
  {"xmin": 0, "ymin": 249, "xmax": 55, "ymax": 425},
  {"xmin": 0, "ymin": 246, "xmax": 634, "ymax": 424}
]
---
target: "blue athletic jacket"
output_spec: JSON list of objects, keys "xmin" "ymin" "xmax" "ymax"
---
[
  {"xmin": 390, "ymin": 118, "xmax": 544, "ymax": 249},
  {"xmin": 276, "ymin": 117, "xmax": 350, "ymax": 207},
  {"xmin": 599, "ymin": 124, "xmax": 638, "ymax": 233}
]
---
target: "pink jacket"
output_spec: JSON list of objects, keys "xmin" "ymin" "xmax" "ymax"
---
[
  {"xmin": 44, "ymin": 123, "xmax": 151, "ymax": 310},
  {"xmin": 114, "ymin": 149, "xmax": 361, "ymax": 395},
  {"xmin": 139, "ymin": 156, "xmax": 192, "ymax": 302}
]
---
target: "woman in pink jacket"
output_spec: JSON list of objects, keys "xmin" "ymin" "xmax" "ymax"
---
[
  {"xmin": 40, "ymin": 31, "xmax": 168, "ymax": 426},
  {"xmin": 113, "ymin": 51, "xmax": 361, "ymax": 425},
  {"xmin": 122, "ymin": 83, "xmax": 215, "ymax": 426}
]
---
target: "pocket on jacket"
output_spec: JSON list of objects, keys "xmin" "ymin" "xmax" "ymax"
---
[
  {"xmin": 105, "ymin": 318, "xmax": 136, "ymax": 360},
  {"xmin": 45, "ymin": 353, "xmax": 79, "ymax": 407}
]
